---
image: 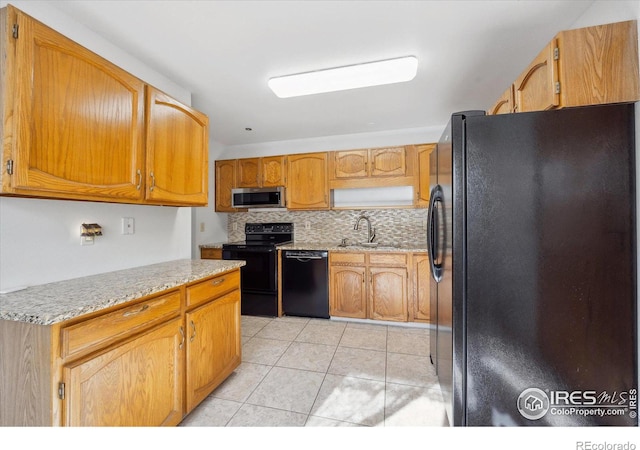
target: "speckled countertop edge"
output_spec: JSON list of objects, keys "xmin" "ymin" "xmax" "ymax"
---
[
  {"xmin": 278, "ymin": 242, "xmax": 428, "ymax": 252},
  {"xmin": 0, "ymin": 259, "xmax": 245, "ymax": 326},
  {"xmin": 199, "ymin": 242, "xmax": 225, "ymax": 249},
  {"xmin": 200, "ymin": 241, "xmax": 428, "ymax": 252}
]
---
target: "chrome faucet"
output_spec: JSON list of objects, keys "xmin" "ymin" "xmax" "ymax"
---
[{"xmin": 354, "ymin": 214, "xmax": 376, "ymax": 243}]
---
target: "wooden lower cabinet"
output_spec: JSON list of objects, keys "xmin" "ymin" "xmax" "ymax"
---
[
  {"xmin": 330, "ymin": 252, "xmax": 409, "ymax": 322},
  {"xmin": 410, "ymin": 253, "xmax": 430, "ymax": 323},
  {"xmin": 185, "ymin": 289, "xmax": 241, "ymax": 413},
  {"xmin": 62, "ymin": 318, "xmax": 184, "ymax": 426},
  {"xmin": 200, "ymin": 247, "xmax": 223, "ymax": 259},
  {"xmin": 369, "ymin": 267, "xmax": 408, "ymax": 321},
  {"xmin": 330, "ymin": 264, "xmax": 367, "ymax": 319},
  {"xmin": 0, "ymin": 268, "xmax": 241, "ymax": 426}
]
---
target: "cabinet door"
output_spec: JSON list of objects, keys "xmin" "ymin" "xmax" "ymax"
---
[
  {"xmin": 557, "ymin": 20, "xmax": 640, "ymax": 108},
  {"xmin": 62, "ymin": 318, "xmax": 184, "ymax": 426},
  {"xmin": 330, "ymin": 265, "xmax": 367, "ymax": 318},
  {"xmin": 287, "ymin": 152, "xmax": 329, "ymax": 210},
  {"xmin": 415, "ymin": 144, "xmax": 435, "ymax": 207},
  {"xmin": 369, "ymin": 147, "xmax": 406, "ymax": 177},
  {"xmin": 411, "ymin": 254, "xmax": 430, "ymax": 322},
  {"xmin": 369, "ymin": 267, "xmax": 408, "ymax": 322},
  {"xmin": 145, "ymin": 86, "xmax": 209, "ymax": 206},
  {"xmin": 333, "ymin": 150, "xmax": 368, "ymax": 179},
  {"xmin": 514, "ymin": 40, "xmax": 559, "ymax": 113},
  {"xmin": 185, "ymin": 290, "xmax": 241, "ymax": 413},
  {"xmin": 488, "ymin": 85, "xmax": 514, "ymax": 115},
  {"xmin": 7, "ymin": 6, "xmax": 145, "ymax": 201},
  {"xmin": 236, "ymin": 158, "xmax": 261, "ymax": 187},
  {"xmin": 215, "ymin": 159, "xmax": 237, "ymax": 212},
  {"xmin": 261, "ymin": 156, "xmax": 286, "ymax": 187},
  {"xmin": 200, "ymin": 248, "xmax": 223, "ymax": 259}
]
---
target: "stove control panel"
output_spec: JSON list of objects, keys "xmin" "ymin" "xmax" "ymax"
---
[{"xmin": 245, "ymin": 223, "xmax": 294, "ymax": 234}]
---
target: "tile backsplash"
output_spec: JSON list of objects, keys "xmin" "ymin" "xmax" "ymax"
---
[{"xmin": 228, "ymin": 208, "xmax": 428, "ymax": 246}]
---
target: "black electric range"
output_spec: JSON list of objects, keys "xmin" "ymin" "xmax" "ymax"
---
[{"xmin": 222, "ymin": 223, "xmax": 293, "ymax": 317}]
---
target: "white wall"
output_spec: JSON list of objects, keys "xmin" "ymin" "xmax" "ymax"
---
[
  {"xmin": 192, "ymin": 139, "xmax": 229, "ymax": 257},
  {"xmin": 0, "ymin": 1, "xmax": 194, "ymax": 292},
  {"xmin": 219, "ymin": 125, "xmax": 444, "ymax": 160}
]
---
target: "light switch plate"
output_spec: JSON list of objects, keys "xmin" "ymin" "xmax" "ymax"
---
[{"xmin": 122, "ymin": 217, "xmax": 135, "ymax": 235}]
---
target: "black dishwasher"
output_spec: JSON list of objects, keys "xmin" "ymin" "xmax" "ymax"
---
[{"xmin": 282, "ymin": 250, "xmax": 329, "ymax": 319}]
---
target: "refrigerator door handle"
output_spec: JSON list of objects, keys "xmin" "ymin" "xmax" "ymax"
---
[{"xmin": 427, "ymin": 185, "xmax": 444, "ymax": 282}]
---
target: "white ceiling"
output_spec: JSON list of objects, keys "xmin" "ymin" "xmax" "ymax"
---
[{"xmin": 47, "ymin": 0, "xmax": 596, "ymax": 146}]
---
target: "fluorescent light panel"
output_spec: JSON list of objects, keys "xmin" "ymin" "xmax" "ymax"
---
[{"xmin": 268, "ymin": 56, "xmax": 418, "ymax": 98}]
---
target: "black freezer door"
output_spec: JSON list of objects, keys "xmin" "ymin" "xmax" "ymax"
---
[{"xmin": 462, "ymin": 104, "xmax": 637, "ymax": 426}]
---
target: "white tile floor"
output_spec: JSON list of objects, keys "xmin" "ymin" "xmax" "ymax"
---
[{"xmin": 180, "ymin": 315, "xmax": 448, "ymax": 427}]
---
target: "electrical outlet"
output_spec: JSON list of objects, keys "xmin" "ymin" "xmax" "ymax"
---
[
  {"xmin": 304, "ymin": 221, "xmax": 311, "ymax": 230},
  {"xmin": 200, "ymin": 222, "xmax": 205, "ymax": 232},
  {"xmin": 232, "ymin": 222, "xmax": 238, "ymax": 231},
  {"xmin": 121, "ymin": 217, "xmax": 135, "ymax": 235}
]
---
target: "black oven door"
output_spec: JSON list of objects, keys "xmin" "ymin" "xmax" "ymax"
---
[{"xmin": 222, "ymin": 245, "xmax": 278, "ymax": 316}]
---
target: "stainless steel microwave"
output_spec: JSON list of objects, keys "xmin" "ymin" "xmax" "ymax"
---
[{"xmin": 231, "ymin": 187, "xmax": 285, "ymax": 208}]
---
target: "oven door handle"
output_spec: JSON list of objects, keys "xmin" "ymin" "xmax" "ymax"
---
[{"xmin": 223, "ymin": 247, "xmax": 276, "ymax": 253}]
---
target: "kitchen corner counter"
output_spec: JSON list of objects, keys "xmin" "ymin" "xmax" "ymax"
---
[
  {"xmin": 277, "ymin": 242, "xmax": 428, "ymax": 253},
  {"xmin": 199, "ymin": 242, "xmax": 225, "ymax": 249},
  {"xmin": 0, "ymin": 259, "xmax": 245, "ymax": 325}
]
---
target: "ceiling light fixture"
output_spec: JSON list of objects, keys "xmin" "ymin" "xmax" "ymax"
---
[{"xmin": 268, "ymin": 56, "xmax": 418, "ymax": 98}]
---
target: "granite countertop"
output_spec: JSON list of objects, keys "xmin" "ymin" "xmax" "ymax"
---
[
  {"xmin": 0, "ymin": 259, "xmax": 245, "ymax": 326},
  {"xmin": 199, "ymin": 242, "xmax": 225, "ymax": 249},
  {"xmin": 277, "ymin": 242, "xmax": 429, "ymax": 253},
  {"xmin": 199, "ymin": 241, "xmax": 428, "ymax": 252}
]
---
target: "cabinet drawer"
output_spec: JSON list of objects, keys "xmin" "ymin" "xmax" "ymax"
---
[
  {"xmin": 61, "ymin": 290, "xmax": 181, "ymax": 360},
  {"xmin": 201, "ymin": 248, "xmax": 222, "ymax": 259},
  {"xmin": 186, "ymin": 270, "xmax": 240, "ymax": 309},
  {"xmin": 368, "ymin": 253, "xmax": 407, "ymax": 266},
  {"xmin": 330, "ymin": 252, "xmax": 366, "ymax": 265}
]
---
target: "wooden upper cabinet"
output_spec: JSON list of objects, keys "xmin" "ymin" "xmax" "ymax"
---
[
  {"xmin": 1, "ymin": 6, "xmax": 210, "ymax": 207},
  {"xmin": 333, "ymin": 147, "xmax": 406, "ymax": 180},
  {"xmin": 145, "ymin": 86, "xmax": 209, "ymax": 206},
  {"xmin": 261, "ymin": 156, "xmax": 286, "ymax": 187},
  {"xmin": 235, "ymin": 156, "xmax": 286, "ymax": 188},
  {"xmin": 3, "ymin": 5, "xmax": 145, "ymax": 201},
  {"xmin": 556, "ymin": 20, "xmax": 639, "ymax": 108},
  {"xmin": 287, "ymin": 152, "xmax": 329, "ymax": 210},
  {"xmin": 487, "ymin": 85, "xmax": 515, "ymax": 115},
  {"xmin": 236, "ymin": 158, "xmax": 261, "ymax": 187},
  {"xmin": 514, "ymin": 39, "xmax": 559, "ymax": 113},
  {"xmin": 214, "ymin": 159, "xmax": 237, "ymax": 212},
  {"xmin": 494, "ymin": 20, "xmax": 639, "ymax": 114},
  {"xmin": 369, "ymin": 147, "xmax": 406, "ymax": 177},
  {"xmin": 414, "ymin": 143, "xmax": 435, "ymax": 207},
  {"xmin": 334, "ymin": 150, "xmax": 368, "ymax": 179}
]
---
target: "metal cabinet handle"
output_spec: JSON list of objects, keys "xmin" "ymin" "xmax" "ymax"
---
[
  {"xmin": 135, "ymin": 169, "xmax": 142, "ymax": 190},
  {"xmin": 212, "ymin": 278, "xmax": 225, "ymax": 286},
  {"xmin": 179, "ymin": 326, "xmax": 185, "ymax": 349},
  {"xmin": 149, "ymin": 171, "xmax": 156, "ymax": 191},
  {"xmin": 190, "ymin": 320, "xmax": 196, "ymax": 342},
  {"xmin": 122, "ymin": 304, "xmax": 149, "ymax": 317}
]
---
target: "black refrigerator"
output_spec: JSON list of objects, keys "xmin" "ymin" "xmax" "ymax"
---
[{"xmin": 428, "ymin": 103, "xmax": 638, "ymax": 426}]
